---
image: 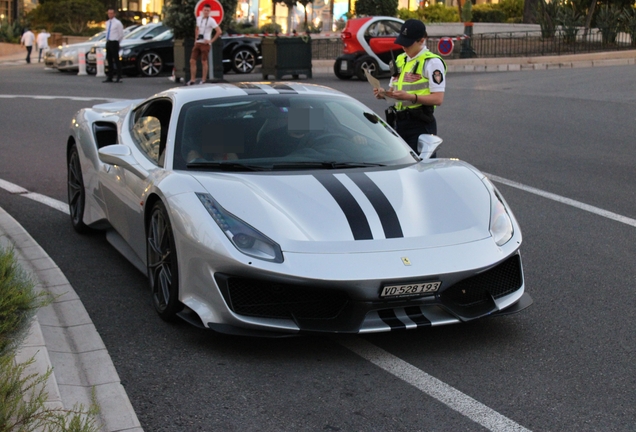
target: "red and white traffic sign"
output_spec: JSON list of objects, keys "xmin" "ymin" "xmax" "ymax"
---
[
  {"xmin": 437, "ymin": 37, "xmax": 454, "ymax": 56},
  {"xmin": 194, "ymin": 0, "xmax": 224, "ymax": 22}
]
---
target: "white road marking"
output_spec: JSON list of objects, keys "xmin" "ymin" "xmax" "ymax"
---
[
  {"xmin": 486, "ymin": 173, "xmax": 636, "ymax": 228},
  {"xmin": 340, "ymin": 338, "xmax": 530, "ymax": 432},
  {"xmin": 0, "ymin": 94, "xmax": 123, "ymax": 102},
  {"xmin": 0, "ymin": 179, "xmax": 69, "ymax": 215},
  {"xmin": 0, "ymin": 179, "xmax": 28, "ymax": 194},
  {"xmin": 23, "ymin": 193, "xmax": 69, "ymax": 215}
]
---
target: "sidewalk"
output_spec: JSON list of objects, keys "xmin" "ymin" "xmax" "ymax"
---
[
  {"xmin": 0, "ymin": 206, "xmax": 142, "ymax": 432},
  {"xmin": 3, "ymin": 47, "xmax": 635, "ymax": 71}
]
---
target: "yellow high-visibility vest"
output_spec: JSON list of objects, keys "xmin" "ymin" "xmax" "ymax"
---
[{"xmin": 394, "ymin": 51, "xmax": 447, "ymax": 111}]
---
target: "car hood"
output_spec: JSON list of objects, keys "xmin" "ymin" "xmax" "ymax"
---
[{"xmin": 191, "ymin": 160, "xmax": 494, "ymax": 254}]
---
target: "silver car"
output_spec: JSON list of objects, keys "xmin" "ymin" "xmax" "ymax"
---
[{"xmin": 67, "ymin": 83, "xmax": 531, "ymax": 335}]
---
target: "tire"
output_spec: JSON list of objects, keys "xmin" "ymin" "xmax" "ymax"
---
[
  {"xmin": 137, "ymin": 51, "xmax": 163, "ymax": 77},
  {"xmin": 354, "ymin": 56, "xmax": 379, "ymax": 81},
  {"xmin": 147, "ymin": 201, "xmax": 183, "ymax": 321},
  {"xmin": 67, "ymin": 144, "xmax": 91, "ymax": 233},
  {"xmin": 333, "ymin": 61, "xmax": 352, "ymax": 80},
  {"xmin": 231, "ymin": 47, "xmax": 257, "ymax": 74}
]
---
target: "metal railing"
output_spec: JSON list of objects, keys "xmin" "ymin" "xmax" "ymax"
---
[
  {"xmin": 308, "ymin": 29, "xmax": 636, "ymax": 60},
  {"xmin": 311, "ymin": 37, "xmax": 343, "ymax": 60},
  {"xmin": 464, "ymin": 29, "xmax": 636, "ymax": 58}
]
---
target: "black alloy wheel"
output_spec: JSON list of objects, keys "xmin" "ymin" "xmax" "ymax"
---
[
  {"xmin": 334, "ymin": 61, "xmax": 352, "ymax": 80},
  {"xmin": 147, "ymin": 201, "xmax": 183, "ymax": 321},
  {"xmin": 67, "ymin": 144, "xmax": 90, "ymax": 233},
  {"xmin": 231, "ymin": 48, "xmax": 257, "ymax": 74},
  {"xmin": 138, "ymin": 51, "xmax": 163, "ymax": 77},
  {"xmin": 354, "ymin": 56, "xmax": 379, "ymax": 81}
]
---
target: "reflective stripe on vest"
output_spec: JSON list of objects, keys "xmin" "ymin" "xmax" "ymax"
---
[{"xmin": 394, "ymin": 51, "xmax": 446, "ymax": 111}]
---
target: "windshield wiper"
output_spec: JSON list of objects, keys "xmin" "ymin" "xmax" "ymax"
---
[
  {"xmin": 186, "ymin": 162, "xmax": 267, "ymax": 171},
  {"xmin": 271, "ymin": 161, "xmax": 385, "ymax": 170}
]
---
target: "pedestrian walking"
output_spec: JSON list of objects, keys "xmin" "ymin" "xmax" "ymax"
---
[
  {"xmin": 103, "ymin": 8, "xmax": 124, "ymax": 83},
  {"xmin": 20, "ymin": 28, "xmax": 35, "ymax": 64},
  {"xmin": 36, "ymin": 29, "xmax": 50, "ymax": 63},
  {"xmin": 373, "ymin": 19, "xmax": 447, "ymax": 154},
  {"xmin": 187, "ymin": 3, "xmax": 222, "ymax": 85}
]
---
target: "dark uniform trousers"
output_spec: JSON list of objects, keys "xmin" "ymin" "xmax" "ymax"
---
[
  {"xmin": 395, "ymin": 106, "xmax": 437, "ymax": 153},
  {"xmin": 105, "ymin": 40, "xmax": 122, "ymax": 80}
]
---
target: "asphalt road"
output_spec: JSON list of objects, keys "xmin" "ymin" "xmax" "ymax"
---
[{"xmin": 1, "ymin": 63, "xmax": 635, "ymax": 431}]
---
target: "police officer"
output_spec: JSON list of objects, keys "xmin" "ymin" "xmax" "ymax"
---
[{"xmin": 373, "ymin": 19, "xmax": 446, "ymax": 153}]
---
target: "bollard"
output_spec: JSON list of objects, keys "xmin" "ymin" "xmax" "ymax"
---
[
  {"xmin": 96, "ymin": 48, "xmax": 106, "ymax": 77},
  {"xmin": 77, "ymin": 48, "xmax": 87, "ymax": 75}
]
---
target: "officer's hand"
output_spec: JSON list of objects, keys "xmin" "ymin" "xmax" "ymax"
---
[
  {"xmin": 373, "ymin": 87, "xmax": 386, "ymax": 100},
  {"xmin": 385, "ymin": 90, "xmax": 410, "ymax": 101}
]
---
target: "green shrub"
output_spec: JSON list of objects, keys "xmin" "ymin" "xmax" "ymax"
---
[
  {"xmin": 496, "ymin": 0, "xmax": 524, "ymax": 21},
  {"xmin": 0, "ymin": 19, "xmax": 22, "ymax": 43},
  {"xmin": 472, "ymin": 5, "xmax": 506, "ymax": 23},
  {"xmin": 0, "ymin": 355, "xmax": 100, "ymax": 431},
  {"xmin": 355, "ymin": 0, "xmax": 399, "ymax": 17},
  {"xmin": 596, "ymin": 4, "xmax": 623, "ymax": 44},
  {"xmin": 260, "ymin": 22, "xmax": 283, "ymax": 34},
  {"xmin": 397, "ymin": 7, "xmax": 419, "ymax": 20},
  {"xmin": 422, "ymin": 4, "xmax": 460, "ymax": 23},
  {"xmin": 0, "ymin": 248, "xmax": 44, "ymax": 358},
  {"xmin": 0, "ymin": 246, "xmax": 100, "ymax": 431}
]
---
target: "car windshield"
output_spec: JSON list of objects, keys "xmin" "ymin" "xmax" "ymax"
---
[
  {"xmin": 153, "ymin": 30, "xmax": 173, "ymax": 41},
  {"xmin": 173, "ymin": 94, "xmax": 417, "ymax": 171},
  {"xmin": 88, "ymin": 31, "xmax": 106, "ymax": 42},
  {"xmin": 124, "ymin": 25, "xmax": 155, "ymax": 40}
]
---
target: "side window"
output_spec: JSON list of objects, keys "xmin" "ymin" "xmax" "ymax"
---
[
  {"xmin": 382, "ymin": 21, "xmax": 402, "ymax": 36},
  {"xmin": 144, "ymin": 25, "xmax": 168, "ymax": 38},
  {"xmin": 365, "ymin": 22, "xmax": 381, "ymax": 38},
  {"xmin": 132, "ymin": 116, "xmax": 162, "ymax": 162},
  {"xmin": 131, "ymin": 99, "xmax": 172, "ymax": 166}
]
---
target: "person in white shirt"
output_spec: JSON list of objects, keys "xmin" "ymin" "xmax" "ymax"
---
[
  {"xmin": 20, "ymin": 29, "xmax": 36, "ymax": 64},
  {"xmin": 103, "ymin": 8, "xmax": 125, "ymax": 83},
  {"xmin": 36, "ymin": 29, "xmax": 50, "ymax": 63},
  {"xmin": 187, "ymin": 3, "xmax": 222, "ymax": 85}
]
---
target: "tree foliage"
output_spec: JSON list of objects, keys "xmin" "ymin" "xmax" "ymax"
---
[
  {"xmin": 397, "ymin": 4, "xmax": 460, "ymax": 23},
  {"xmin": 27, "ymin": 0, "xmax": 104, "ymax": 35},
  {"xmin": 355, "ymin": 0, "xmax": 398, "ymax": 17}
]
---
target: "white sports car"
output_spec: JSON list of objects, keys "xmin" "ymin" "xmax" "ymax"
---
[{"xmin": 67, "ymin": 83, "xmax": 532, "ymax": 335}]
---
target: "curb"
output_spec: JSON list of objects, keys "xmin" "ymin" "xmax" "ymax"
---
[{"xmin": 0, "ymin": 206, "xmax": 142, "ymax": 432}]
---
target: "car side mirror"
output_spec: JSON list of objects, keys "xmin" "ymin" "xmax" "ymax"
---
[
  {"xmin": 142, "ymin": 35, "xmax": 153, "ymax": 40},
  {"xmin": 98, "ymin": 145, "xmax": 148, "ymax": 179},
  {"xmin": 417, "ymin": 134, "xmax": 443, "ymax": 159}
]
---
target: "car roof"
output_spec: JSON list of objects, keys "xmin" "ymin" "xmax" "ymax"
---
[{"xmin": 157, "ymin": 82, "xmax": 348, "ymax": 106}]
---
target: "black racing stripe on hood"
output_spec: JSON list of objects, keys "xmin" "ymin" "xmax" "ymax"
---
[
  {"xmin": 405, "ymin": 306, "xmax": 431, "ymax": 327},
  {"xmin": 346, "ymin": 172, "xmax": 403, "ymax": 239},
  {"xmin": 233, "ymin": 83, "xmax": 267, "ymax": 94},
  {"xmin": 378, "ymin": 309, "xmax": 406, "ymax": 330},
  {"xmin": 313, "ymin": 173, "xmax": 373, "ymax": 241},
  {"xmin": 270, "ymin": 84, "xmax": 297, "ymax": 94}
]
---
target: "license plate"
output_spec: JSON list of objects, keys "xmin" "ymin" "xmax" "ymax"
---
[
  {"xmin": 87, "ymin": 53, "xmax": 96, "ymax": 61},
  {"xmin": 380, "ymin": 281, "xmax": 441, "ymax": 298},
  {"xmin": 340, "ymin": 61, "xmax": 348, "ymax": 71}
]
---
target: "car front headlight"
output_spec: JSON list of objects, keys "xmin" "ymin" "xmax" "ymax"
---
[
  {"xmin": 482, "ymin": 178, "xmax": 514, "ymax": 246},
  {"xmin": 196, "ymin": 193, "xmax": 283, "ymax": 263},
  {"xmin": 120, "ymin": 48, "xmax": 131, "ymax": 56}
]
